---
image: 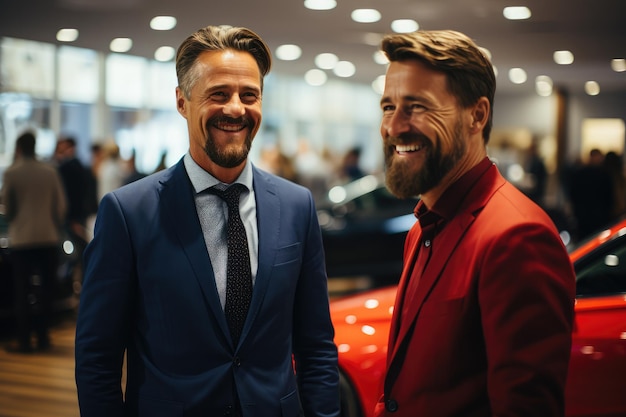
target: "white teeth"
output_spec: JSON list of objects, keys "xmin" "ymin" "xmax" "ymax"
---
[
  {"xmin": 217, "ymin": 123, "xmax": 244, "ymax": 132},
  {"xmin": 395, "ymin": 144, "xmax": 421, "ymax": 152}
]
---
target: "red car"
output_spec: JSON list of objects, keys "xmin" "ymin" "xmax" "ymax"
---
[{"xmin": 331, "ymin": 219, "xmax": 626, "ymax": 417}]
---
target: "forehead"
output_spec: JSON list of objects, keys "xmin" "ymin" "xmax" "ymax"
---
[
  {"xmin": 194, "ymin": 49, "xmax": 262, "ymax": 87},
  {"xmin": 383, "ymin": 59, "xmax": 449, "ymax": 96}
]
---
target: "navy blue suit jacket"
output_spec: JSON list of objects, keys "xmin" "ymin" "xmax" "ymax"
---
[{"xmin": 75, "ymin": 159, "xmax": 339, "ymax": 417}]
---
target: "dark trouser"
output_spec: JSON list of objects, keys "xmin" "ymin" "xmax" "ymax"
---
[{"xmin": 11, "ymin": 246, "xmax": 58, "ymax": 350}]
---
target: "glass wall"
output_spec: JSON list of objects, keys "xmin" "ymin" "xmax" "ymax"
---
[{"xmin": 0, "ymin": 36, "xmax": 384, "ymax": 189}]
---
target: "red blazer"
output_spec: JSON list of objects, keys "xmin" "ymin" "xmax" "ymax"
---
[{"xmin": 375, "ymin": 164, "xmax": 576, "ymax": 417}]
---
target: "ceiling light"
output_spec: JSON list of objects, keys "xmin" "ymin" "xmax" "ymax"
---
[
  {"xmin": 611, "ymin": 58, "xmax": 626, "ymax": 72},
  {"xmin": 351, "ymin": 9, "xmax": 381, "ymax": 23},
  {"xmin": 503, "ymin": 6, "xmax": 532, "ymax": 20},
  {"xmin": 553, "ymin": 50, "xmax": 574, "ymax": 65},
  {"xmin": 535, "ymin": 75, "xmax": 553, "ymax": 96},
  {"xmin": 304, "ymin": 69, "xmax": 327, "ymax": 86},
  {"xmin": 56, "ymin": 28, "xmax": 79, "ymax": 42},
  {"xmin": 150, "ymin": 16, "xmax": 177, "ymax": 31},
  {"xmin": 154, "ymin": 46, "xmax": 176, "ymax": 62},
  {"xmin": 110, "ymin": 38, "xmax": 133, "ymax": 53},
  {"xmin": 315, "ymin": 53, "xmax": 338, "ymax": 69},
  {"xmin": 373, "ymin": 51, "xmax": 388, "ymax": 65},
  {"xmin": 275, "ymin": 44, "xmax": 302, "ymax": 61},
  {"xmin": 333, "ymin": 61, "xmax": 356, "ymax": 77},
  {"xmin": 508, "ymin": 67, "xmax": 527, "ymax": 84},
  {"xmin": 304, "ymin": 0, "xmax": 336, "ymax": 11},
  {"xmin": 391, "ymin": 19, "xmax": 419, "ymax": 33},
  {"xmin": 372, "ymin": 75, "xmax": 385, "ymax": 95},
  {"xmin": 585, "ymin": 81, "xmax": 600, "ymax": 96}
]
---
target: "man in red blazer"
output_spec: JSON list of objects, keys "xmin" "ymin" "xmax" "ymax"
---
[{"xmin": 374, "ymin": 30, "xmax": 576, "ymax": 416}]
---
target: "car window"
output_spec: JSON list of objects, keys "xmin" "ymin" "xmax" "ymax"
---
[{"xmin": 575, "ymin": 236, "xmax": 626, "ymax": 297}]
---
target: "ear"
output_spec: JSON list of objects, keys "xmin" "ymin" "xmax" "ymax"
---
[
  {"xmin": 175, "ymin": 87, "xmax": 188, "ymax": 119},
  {"xmin": 469, "ymin": 97, "xmax": 490, "ymax": 135}
]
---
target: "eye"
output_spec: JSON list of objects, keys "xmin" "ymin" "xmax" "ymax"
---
[
  {"xmin": 381, "ymin": 104, "xmax": 395, "ymax": 113},
  {"xmin": 409, "ymin": 103, "xmax": 427, "ymax": 113},
  {"xmin": 241, "ymin": 91, "xmax": 260, "ymax": 104},
  {"xmin": 209, "ymin": 91, "xmax": 228, "ymax": 102}
]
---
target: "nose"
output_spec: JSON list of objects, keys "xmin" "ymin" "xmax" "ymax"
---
[
  {"xmin": 383, "ymin": 110, "xmax": 411, "ymax": 138},
  {"xmin": 223, "ymin": 94, "xmax": 246, "ymax": 117}
]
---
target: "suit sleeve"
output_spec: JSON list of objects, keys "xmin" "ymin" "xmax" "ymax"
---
[
  {"xmin": 479, "ymin": 221, "xmax": 575, "ymax": 416},
  {"xmin": 75, "ymin": 192, "xmax": 135, "ymax": 417},
  {"xmin": 292, "ymin": 191, "xmax": 340, "ymax": 417}
]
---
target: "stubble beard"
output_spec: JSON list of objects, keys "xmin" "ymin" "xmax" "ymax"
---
[
  {"xmin": 204, "ymin": 117, "xmax": 254, "ymax": 169},
  {"xmin": 384, "ymin": 119, "xmax": 466, "ymax": 199}
]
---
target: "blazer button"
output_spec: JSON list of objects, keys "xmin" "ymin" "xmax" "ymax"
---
[
  {"xmin": 233, "ymin": 357, "xmax": 241, "ymax": 367},
  {"xmin": 385, "ymin": 399, "xmax": 398, "ymax": 412},
  {"xmin": 224, "ymin": 405, "xmax": 233, "ymax": 416}
]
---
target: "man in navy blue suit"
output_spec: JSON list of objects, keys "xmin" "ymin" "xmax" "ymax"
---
[{"xmin": 75, "ymin": 25, "xmax": 339, "ymax": 417}]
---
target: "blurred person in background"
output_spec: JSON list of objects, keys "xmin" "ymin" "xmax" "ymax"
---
[
  {"xmin": 603, "ymin": 150, "xmax": 626, "ymax": 221},
  {"xmin": 1, "ymin": 131, "xmax": 67, "ymax": 353},
  {"xmin": 54, "ymin": 136, "xmax": 96, "ymax": 251},
  {"xmin": 567, "ymin": 148, "xmax": 614, "ymax": 241},
  {"xmin": 75, "ymin": 25, "xmax": 339, "ymax": 417},
  {"xmin": 95, "ymin": 140, "xmax": 125, "ymax": 201},
  {"xmin": 374, "ymin": 30, "xmax": 575, "ymax": 417}
]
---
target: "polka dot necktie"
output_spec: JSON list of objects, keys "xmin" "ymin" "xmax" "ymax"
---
[{"xmin": 209, "ymin": 184, "xmax": 252, "ymax": 346}]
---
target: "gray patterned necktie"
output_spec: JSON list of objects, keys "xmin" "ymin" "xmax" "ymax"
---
[{"xmin": 209, "ymin": 184, "xmax": 252, "ymax": 346}]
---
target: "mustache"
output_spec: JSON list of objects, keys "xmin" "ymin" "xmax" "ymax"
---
[
  {"xmin": 385, "ymin": 132, "xmax": 429, "ymax": 145},
  {"xmin": 208, "ymin": 115, "xmax": 251, "ymax": 127}
]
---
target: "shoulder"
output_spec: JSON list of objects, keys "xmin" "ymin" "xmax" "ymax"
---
[{"xmin": 253, "ymin": 165, "xmax": 312, "ymax": 197}]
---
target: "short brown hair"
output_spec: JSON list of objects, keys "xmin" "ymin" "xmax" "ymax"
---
[
  {"xmin": 381, "ymin": 30, "xmax": 496, "ymax": 143},
  {"xmin": 176, "ymin": 25, "xmax": 272, "ymax": 99}
]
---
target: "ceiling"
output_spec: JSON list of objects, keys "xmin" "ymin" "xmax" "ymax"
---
[{"xmin": 1, "ymin": 0, "xmax": 625, "ymax": 95}]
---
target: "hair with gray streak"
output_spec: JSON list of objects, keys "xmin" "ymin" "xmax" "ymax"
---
[{"xmin": 176, "ymin": 25, "xmax": 272, "ymax": 99}]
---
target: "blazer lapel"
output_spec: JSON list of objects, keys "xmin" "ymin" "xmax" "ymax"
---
[
  {"xmin": 388, "ymin": 163, "xmax": 504, "ymax": 366},
  {"xmin": 237, "ymin": 166, "xmax": 279, "ymax": 345},
  {"xmin": 159, "ymin": 160, "xmax": 231, "ymax": 340}
]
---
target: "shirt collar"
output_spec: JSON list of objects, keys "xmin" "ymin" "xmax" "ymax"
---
[
  {"xmin": 415, "ymin": 156, "xmax": 493, "ymax": 221},
  {"xmin": 183, "ymin": 152, "xmax": 254, "ymax": 194}
]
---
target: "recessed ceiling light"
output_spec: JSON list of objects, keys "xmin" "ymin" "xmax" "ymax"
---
[
  {"xmin": 372, "ymin": 75, "xmax": 385, "ymax": 95},
  {"xmin": 110, "ymin": 38, "xmax": 133, "ymax": 53},
  {"xmin": 56, "ymin": 28, "xmax": 79, "ymax": 42},
  {"xmin": 503, "ymin": 6, "xmax": 532, "ymax": 20},
  {"xmin": 554, "ymin": 50, "xmax": 574, "ymax": 65},
  {"xmin": 351, "ymin": 9, "xmax": 381, "ymax": 23},
  {"xmin": 391, "ymin": 19, "xmax": 419, "ymax": 33},
  {"xmin": 304, "ymin": 0, "xmax": 336, "ymax": 11},
  {"xmin": 508, "ymin": 67, "xmax": 527, "ymax": 84},
  {"xmin": 611, "ymin": 58, "xmax": 626, "ymax": 72},
  {"xmin": 585, "ymin": 81, "xmax": 600, "ymax": 96},
  {"xmin": 275, "ymin": 44, "xmax": 302, "ymax": 61},
  {"xmin": 373, "ymin": 51, "xmax": 388, "ymax": 65},
  {"xmin": 150, "ymin": 16, "xmax": 177, "ymax": 31},
  {"xmin": 315, "ymin": 53, "xmax": 339, "ymax": 70},
  {"xmin": 154, "ymin": 46, "xmax": 176, "ymax": 61},
  {"xmin": 305, "ymin": 69, "xmax": 327, "ymax": 86},
  {"xmin": 333, "ymin": 61, "xmax": 356, "ymax": 77},
  {"xmin": 535, "ymin": 75, "xmax": 553, "ymax": 96},
  {"xmin": 110, "ymin": 38, "xmax": 132, "ymax": 53}
]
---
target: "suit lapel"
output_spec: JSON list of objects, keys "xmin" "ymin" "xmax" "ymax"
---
[
  {"xmin": 238, "ymin": 167, "xmax": 279, "ymax": 345},
  {"xmin": 159, "ymin": 160, "xmax": 231, "ymax": 340},
  {"xmin": 387, "ymin": 164, "xmax": 505, "ymax": 369}
]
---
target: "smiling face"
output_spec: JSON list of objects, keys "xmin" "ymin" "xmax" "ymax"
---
[
  {"xmin": 380, "ymin": 59, "xmax": 485, "ymax": 202},
  {"xmin": 176, "ymin": 49, "xmax": 262, "ymax": 183}
]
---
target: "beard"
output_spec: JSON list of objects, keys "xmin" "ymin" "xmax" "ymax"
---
[
  {"xmin": 204, "ymin": 116, "xmax": 254, "ymax": 168},
  {"xmin": 384, "ymin": 117, "xmax": 466, "ymax": 199}
]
